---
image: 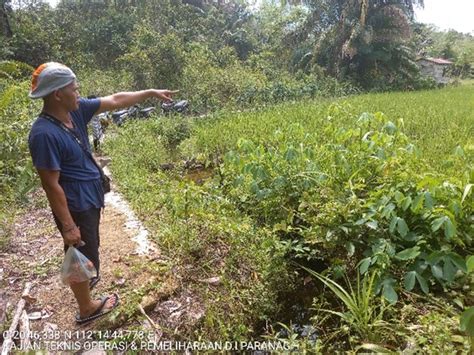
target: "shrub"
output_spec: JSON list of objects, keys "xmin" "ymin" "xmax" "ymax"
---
[
  {"xmin": 118, "ymin": 23, "xmax": 185, "ymax": 90},
  {"xmin": 181, "ymin": 44, "xmax": 268, "ymax": 112},
  {"xmin": 0, "ymin": 80, "xmax": 41, "ymax": 248},
  {"xmin": 218, "ymin": 106, "xmax": 472, "ymax": 301},
  {"xmin": 0, "ymin": 81, "xmax": 40, "ymax": 204},
  {"xmin": 103, "ymin": 119, "xmax": 292, "ymax": 340}
]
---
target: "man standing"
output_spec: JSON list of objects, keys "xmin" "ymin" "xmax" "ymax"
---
[{"xmin": 28, "ymin": 62, "xmax": 177, "ymax": 324}]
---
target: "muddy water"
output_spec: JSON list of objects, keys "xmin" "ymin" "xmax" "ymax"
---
[
  {"xmin": 267, "ymin": 279, "xmax": 320, "ymax": 343},
  {"xmin": 183, "ymin": 168, "xmax": 214, "ymax": 184}
]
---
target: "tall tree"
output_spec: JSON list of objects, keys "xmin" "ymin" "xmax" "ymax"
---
[{"xmin": 279, "ymin": 0, "xmax": 424, "ymax": 87}]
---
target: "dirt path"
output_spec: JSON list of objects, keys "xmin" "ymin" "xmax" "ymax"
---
[
  {"xmin": 1, "ymin": 156, "xmax": 211, "ymax": 353},
  {"xmin": 0, "ymin": 183, "xmax": 166, "ymax": 351}
]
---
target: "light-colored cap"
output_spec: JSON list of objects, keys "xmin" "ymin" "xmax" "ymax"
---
[{"xmin": 29, "ymin": 62, "xmax": 76, "ymax": 99}]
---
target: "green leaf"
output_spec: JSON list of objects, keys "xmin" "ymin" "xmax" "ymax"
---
[
  {"xmin": 403, "ymin": 232, "xmax": 419, "ymax": 242},
  {"xmin": 366, "ymin": 220, "xmax": 378, "ymax": 230},
  {"xmin": 453, "ymin": 145, "xmax": 465, "ymax": 157},
  {"xmin": 382, "ymin": 284, "xmax": 398, "ymax": 304},
  {"xmin": 453, "ymin": 298, "xmax": 464, "ymax": 310},
  {"xmin": 418, "ymin": 176, "xmax": 438, "ymax": 189},
  {"xmin": 404, "ymin": 271, "xmax": 416, "ymax": 291},
  {"xmin": 460, "ymin": 307, "xmax": 474, "ymax": 336},
  {"xmin": 415, "ymin": 273, "xmax": 429, "ymax": 294},
  {"xmin": 467, "ymin": 256, "xmax": 474, "ymax": 273},
  {"xmin": 444, "ymin": 218, "xmax": 456, "ymax": 239},
  {"xmin": 431, "ymin": 216, "xmax": 445, "ymax": 232},
  {"xmin": 243, "ymin": 163, "xmax": 254, "ymax": 174},
  {"xmin": 339, "ymin": 226, "xmax": 350, "ymax": 234},
  {"xmin": 395, "ymin": 246, "xmax": 420, "ymax": 261},
  {"xmin": 443, "ymin": 260, "xmax": 456, "ymax": 282},
  {"xmin": 424, "ymin": 192, "xmax": 434, "ymax": 210},
  {"xmin": 253, "ymin": 166, "xmax": 268, "ymax": 180},
  {"xmin": 382, "ymin": 203, "xmax": 396, "ymax": 218},
  {"xmin": 345, "ymin": 242, "xmax": 355, "ymax": 256},
  {"xmin": 402, "ymin": 196, "xmax": 412, "ymax": 211},
  {"xmin": 394, "ymin": 191, "xmax": 404, "ymax": 203},
  {"xmin": 411, "ymin": 194, "xmax": 424, "ymax": 212},
  {"xmin": 355, "ymin": 218, "xmax": 366, "ymax": 226},
  {"xmin": 250, "ymin": 181, "xmax": 259, "ymax": 194},
  {"xmin": 427, "ymin": 251, "xmax": 443, "ymax": 264},
  {"xmin": 358, "ymin": 257, "xmax": 371, "ymax": 274},
  {"xmin": 383, "ymin": 121, "xmax": 397, "ymax": 135},
  {"xmin": 274, "ymin": 176, "xmax": 286, "ymax": 189},
  {"xmin": 284, "ymin": 147, "xmax": 298, "ymax": 161},
  {"xmin": 415, "ymin": 259, "xmax": 429, "ymax": 274},
  {"xmin": 431, "ymin": 264, "xmax": 443, "ymax": 279},
  {"xmin": 461, "ymin": 184, "xmax": 472, "ymax": 205},
  {"xmin": 389, "ymin": 216, "xmax": 398, "ymax": 234},
  {"xmin": 397, "ymin": 218, "xmax": 409, "ymax": 237},
  {"xmin": 448, "ymin": 253, "xmax": 467, "ymax": 273}
]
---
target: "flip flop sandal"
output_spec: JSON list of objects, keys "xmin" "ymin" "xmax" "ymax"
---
[
  {"xmin": 75, "ymin": 293, "xmax": 120, "ymax": 325},
  {"xmin": 89, "ymin": 275, "xmax": 101, "ymax": 290}
]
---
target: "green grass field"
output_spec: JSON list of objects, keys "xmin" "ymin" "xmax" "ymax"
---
[
  {"xmin": 188, "ymin": 84, "xmax": 473, "ymax": 174},
  {"xmin": 105, "ymin": 85, "xmax": 473, "ymax": 351}
]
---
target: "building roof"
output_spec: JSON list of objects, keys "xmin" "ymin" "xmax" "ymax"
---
[{"xmin": 416, "ymin": 57, "xmax": 453, "ymax": 65}]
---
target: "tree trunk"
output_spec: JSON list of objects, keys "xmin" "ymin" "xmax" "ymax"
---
[{"xmin": 0, "ymin": 0, "xmax": 13, "ymax": 38}]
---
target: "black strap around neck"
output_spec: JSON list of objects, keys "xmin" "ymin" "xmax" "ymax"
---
[
  {"xmin": 40, "ymin": 112, "xmax": 104, "ymax": 177},
  {"xmin": 41, "ymin": 112, "xmax": 83, "ymax": 144}
]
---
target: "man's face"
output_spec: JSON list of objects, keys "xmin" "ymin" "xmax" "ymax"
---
[{"xmin": 57, "ymin": 81, "xmax": 80, "ymax": 111}]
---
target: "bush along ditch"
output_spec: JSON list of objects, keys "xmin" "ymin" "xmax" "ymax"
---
[
  {"xmin": 104, "ymin": 96, "xmax": 472, "ymax": 349},
  {"xmin": 213, "ymin": 107, "xmax": 473, "ymax": 348},
  {"xmin": 103, "ymin": 117, "xmax": 292, "ymax": 341},
  {"xmin": 0, "ymin": 77, "xmax": 42, "ymax": 250},
  {"xmin": 220, "ymin": 107, "xmax": 472, "ymax": 290}
]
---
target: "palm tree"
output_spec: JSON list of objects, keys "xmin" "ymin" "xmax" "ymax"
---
[{"xmin": 279, "ymin": 0, "xmax": 425, "ymax": 87}]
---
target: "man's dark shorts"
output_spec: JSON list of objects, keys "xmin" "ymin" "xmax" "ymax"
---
[{"xmin": 54, "ymin": 208, "xmax": 101, "ymax": 275}]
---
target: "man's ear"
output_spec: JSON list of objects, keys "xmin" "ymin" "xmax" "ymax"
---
[
  {"xmin": 43, "ymin": 91, "xmax": 59, "ymax": 103},
  {"xmin": 52, "ymin": 90, "xmax": 62, "ymax": 102}
]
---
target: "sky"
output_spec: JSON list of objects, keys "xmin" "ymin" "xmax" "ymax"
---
[
  {"xmin": 414, "ymin": 0, "xmax": 474, "ymax": 34},
  {"xmin": 43, "ymin": 0, "xmax": 473, "ymax": 34}
]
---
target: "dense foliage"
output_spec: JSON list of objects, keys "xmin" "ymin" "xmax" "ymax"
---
[
  {"xmin": 0, "ymin": 0, "xmax": 473, "ymax": 351},
  {"xmin": 0, "ymin": 61, "xmax": 39, "ymax": 249},
  {"xmin": 0, "ymin": 0, "xmax": 449, "ymax": 94},
  {"xmin": 104, "ymin": 85, "xmax": 473, "ymax": 350}
]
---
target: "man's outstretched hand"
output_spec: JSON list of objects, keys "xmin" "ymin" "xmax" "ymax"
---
[
  {"xmin": 154, "ymin": 89, "xmax": 179, "ymax": 102},
  {"xmin": 97, "ymin": 89, "xmax": 181, "ymax": 114}
]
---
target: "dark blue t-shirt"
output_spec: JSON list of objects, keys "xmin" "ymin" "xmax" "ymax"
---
[{"xmin": 29, "ymin": 98, "xmax": 104, "ymax": 212}]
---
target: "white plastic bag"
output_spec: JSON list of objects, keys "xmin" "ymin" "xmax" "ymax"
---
[{"xmin": 60, "ymin": 246, "xmax": 97, "ymax": 285}]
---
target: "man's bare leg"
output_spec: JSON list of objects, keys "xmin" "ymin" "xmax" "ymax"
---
[{"xmin": 70, "ymin": 281, "xmax": 117, "ymax": 318}]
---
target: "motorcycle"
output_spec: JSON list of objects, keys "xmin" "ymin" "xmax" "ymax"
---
[
  {"xmin": 91, "ymin": 99, "xmax": 189, "ymax": 151},
  {"xmin": 112, "ymin": 104, "xmax": 156, "ymax": 126},
  {"xmin": 161, "ymin": 99, "xmax": 189, "ymax": 115},
  {"xmin": 111, "ymin": 99, "xmax": 189, "ymax": 126}
]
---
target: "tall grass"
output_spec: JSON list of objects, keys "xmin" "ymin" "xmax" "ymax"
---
[
  {"xmin": 104, "ymin": 85, "xmax": 473, "ymax": 348},
  {"xmin": 303, "ymin": 267, "xmax": 390, "ymax": 343},
  {"xmin": 184, "ymin": 85, "xmax": 474, "ymax": 176}
]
